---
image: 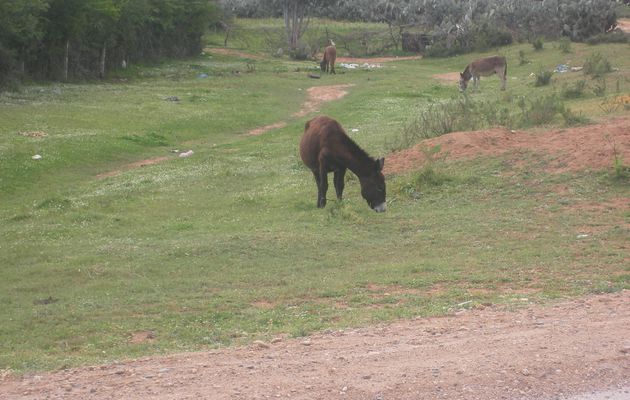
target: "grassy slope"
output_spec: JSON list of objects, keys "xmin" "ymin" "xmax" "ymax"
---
[{"xmin": 1, "ymin": 19, "xmax": 629, "ymax": 372}]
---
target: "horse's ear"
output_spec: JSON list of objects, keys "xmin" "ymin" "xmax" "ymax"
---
[
  {"xmin": 376, "ymin": 157, "xmax": 384, "ymax": 172},
  {"xmin": 460, "ymin": 72, "xmax": 464, "ymax": 78}
]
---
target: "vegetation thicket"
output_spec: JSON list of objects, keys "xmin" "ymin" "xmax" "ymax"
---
[
  {"xmin": 0, "ymin": 0, "xmax": 220, "ymax": 88},
  {"xmin": 220, "ymin": 0, "xmax": 621, "ymax": 57}
]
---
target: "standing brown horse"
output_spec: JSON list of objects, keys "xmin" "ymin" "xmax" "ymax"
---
[
  {"xmin": 300, "ymin": 116, "xmax": 386, "ymax": 212},
  {"xmin": 459, "ymin": 56, "xmax": 507, "ymax": 91},
  {"xmin": 320, "ymin": 45, "xmax": 337, "ymax": 74}
]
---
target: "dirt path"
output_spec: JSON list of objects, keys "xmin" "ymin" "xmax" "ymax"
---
[
  {"xmin": 2, "ymin": 291, "xmax": 628, "ymax": 400},
  {"xmin": 249, "ymin": 84, "xmax": 353, "ymax": 135}
]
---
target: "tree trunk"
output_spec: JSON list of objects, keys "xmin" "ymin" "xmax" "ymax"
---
[
  {"xmin": 283, "ymin": 0, "xmax": 310, "ymax": 51},
  {"xmin": 63, "ymin": 40, "xmax": 69, "ymax": 82},
  {"xmin": 99, "ymin": 43, "xmax": 106, "ymax": 79}
]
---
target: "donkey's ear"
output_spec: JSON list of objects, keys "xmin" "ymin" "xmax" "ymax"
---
[
  {"xmin": 376, "ymin": 157, "xmax": 384, "ymax": 172},
  {"xmin": 460, "ymin": 72, "xmax": 464, "ymax": 77}
]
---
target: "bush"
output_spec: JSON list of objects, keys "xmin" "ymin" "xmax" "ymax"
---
[
  {"xmin": 583, "ymin": 52, "xmax": 613, "ymax": 77},
  {"xmin": 290, "ymin": 42, "xmax": 311, "ymax": 60},
  {"xmin": 534, "ymin": 68, "xmax": 553, "ymax": 86},
  {"xmin": 532, "ymin": 37, "xmax": 544, "ymax": 51}
]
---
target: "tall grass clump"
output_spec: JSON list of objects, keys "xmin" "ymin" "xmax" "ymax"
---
[
  {"xmin": 558, "ymin": 37, "xmax": 572, "ymax": 53},
  {"xmin": 398, "ymin": 95, "xmax": 514, "ymax": 148},
  {"xmin": 586, "ymin": 30, "xmax": 628, "ymax": 45},
  {"xmin": 518, "ymin": 94, "xmax": 564, "ymax": 126},
  {"xmin": 561, "ymin": 80, "xmax": 587, "ymax": 98}
]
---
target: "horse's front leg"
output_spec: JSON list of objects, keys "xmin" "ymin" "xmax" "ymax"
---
[
  {"xmin": 333, "ymin": 168, "xmax": 346, "ymax": 200},
  {"xmin": 473, "ymin": 76, "xmax": 479, "ymax": 90}
]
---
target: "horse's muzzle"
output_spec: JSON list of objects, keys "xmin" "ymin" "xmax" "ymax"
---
[{"xmin": 373, "ymin": 202, "xmax": 387, "ymax": 213}]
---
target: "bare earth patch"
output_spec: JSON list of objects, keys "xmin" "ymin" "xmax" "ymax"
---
[
  {"xmin": 617, "ymin": 18, "xmax": 630, "ymax": 33},
  {"xmin": 432, "ymin": 72, "xmax": 461, "ymax": 83},
  {"xmin": 385, "ymin": 116, "xmax": 630, "ymax": 175},
  {"xmin": 2, "ymin": 291, "xmax": 628, "ymax": 400},
  {"xmin": 292, "ymin": 84, "xmax": 354, "ymax": 118},
  {"xmin": 96, "ymin": 156, "xmax": 171, "ymax": 179}
]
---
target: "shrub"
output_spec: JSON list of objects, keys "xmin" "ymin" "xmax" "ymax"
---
[
  {"xmin": 290, "ymin": 42, "xmax": 311, "ymax": 60},
  {"xmin": 534, "ymin": 68, "xmax": 553, "ymax": 86},
  {"xmin": 583, "ymin": 52, "xmax": 613, "ymax": 77},
  {"xmin": 532, "ymin": 37, "xmax": 544, "ymax": 51}
]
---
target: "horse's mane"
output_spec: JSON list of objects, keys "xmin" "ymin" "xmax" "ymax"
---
[
  {"xmin": 339, "ymin": 130, "xmax": 375, "ymax": 165},
  {"xmin": 462, "ymin": 65, "xmax": 471, "ymax": 79}
]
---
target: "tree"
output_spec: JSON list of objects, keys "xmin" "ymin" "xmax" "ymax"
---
[{"xmin": 0, "ymin": 0, "xmax": 48, "ymax": 80}]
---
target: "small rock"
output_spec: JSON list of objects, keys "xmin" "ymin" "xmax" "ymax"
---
[
  {"xmin": 521, "ymin": 368, "xmax": 531, "ymax": 376},
  {"xmin": 179, "ymin": 150, "xmax": 194, "ymax": 158},
  {"xmin": 32, "ymin": 154, "xmax": 42, "ymax": 160},
  {"xmin": 301, "ymin": 340, "xmax": 312, "ymax": 346},
  {"xmin": 271, "ymin": 337, "xmax": 283, "ymax": 344}
]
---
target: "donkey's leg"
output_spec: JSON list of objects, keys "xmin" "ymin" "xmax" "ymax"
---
[
  {"xmin": 317, "ymin": 167, "xmax": 329, "ymax": 208},
  {"xmin": 333, "ymin": 168, "xmax": 346, "ymax": 200},
  {"xmin": 495, "ymin": 67, "xmax": 505, "ymax": 90},
  {"xmin": 311, "ymin": 171, "xmax": 323, "ymax": 208}
]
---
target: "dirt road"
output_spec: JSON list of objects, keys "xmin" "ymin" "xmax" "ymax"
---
[{"xmin": 2, "ymin": 291, "xmax": 628, "ymax": 400}]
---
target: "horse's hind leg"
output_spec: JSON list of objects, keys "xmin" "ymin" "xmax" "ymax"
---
[
  {"xmin": 333, "ymin": 168, "xmax": 346, "ymax": 200},
  {"xmin": 315, "ymin": 168, "xmax": 328, "ymax": 208}
]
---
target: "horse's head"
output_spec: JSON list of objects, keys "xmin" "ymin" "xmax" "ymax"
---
[
  {"xmin": 458, "ymin": 73, "xmax": 469, "ymax": 92},
  {"xmin": 360, "ymin": 158, "xmax": 387, "ymax": 212}
]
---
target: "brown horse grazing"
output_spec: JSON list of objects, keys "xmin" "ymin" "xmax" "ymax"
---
[
  {"xmin": 459, "ymin": 56, "xmax": 507, "ymax": 92},
  {"xmin": 320, "ymin": 45, "xmax": 337, "ymax": 74},
  {"xmin": 300, "ymin": 116, "xmax": 386, "ymax": 212}
]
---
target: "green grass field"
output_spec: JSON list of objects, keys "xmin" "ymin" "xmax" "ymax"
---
[{"xmin": 1, "ymin": 18, "xmax": 629, "ymax": 373}]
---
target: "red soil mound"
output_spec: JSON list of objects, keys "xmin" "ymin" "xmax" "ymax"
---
[{"xmin": 385, "ymin": 116, "xmax": 630, "ymax": 175}]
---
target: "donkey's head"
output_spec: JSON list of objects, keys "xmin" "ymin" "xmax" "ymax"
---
[
  {"xmin": 359, "ymin": 158, "xmax": 387, "ymax": 212},
  {"xmin": 459, "ymin": 72, "xmax": 469, "ymax": 92}
]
